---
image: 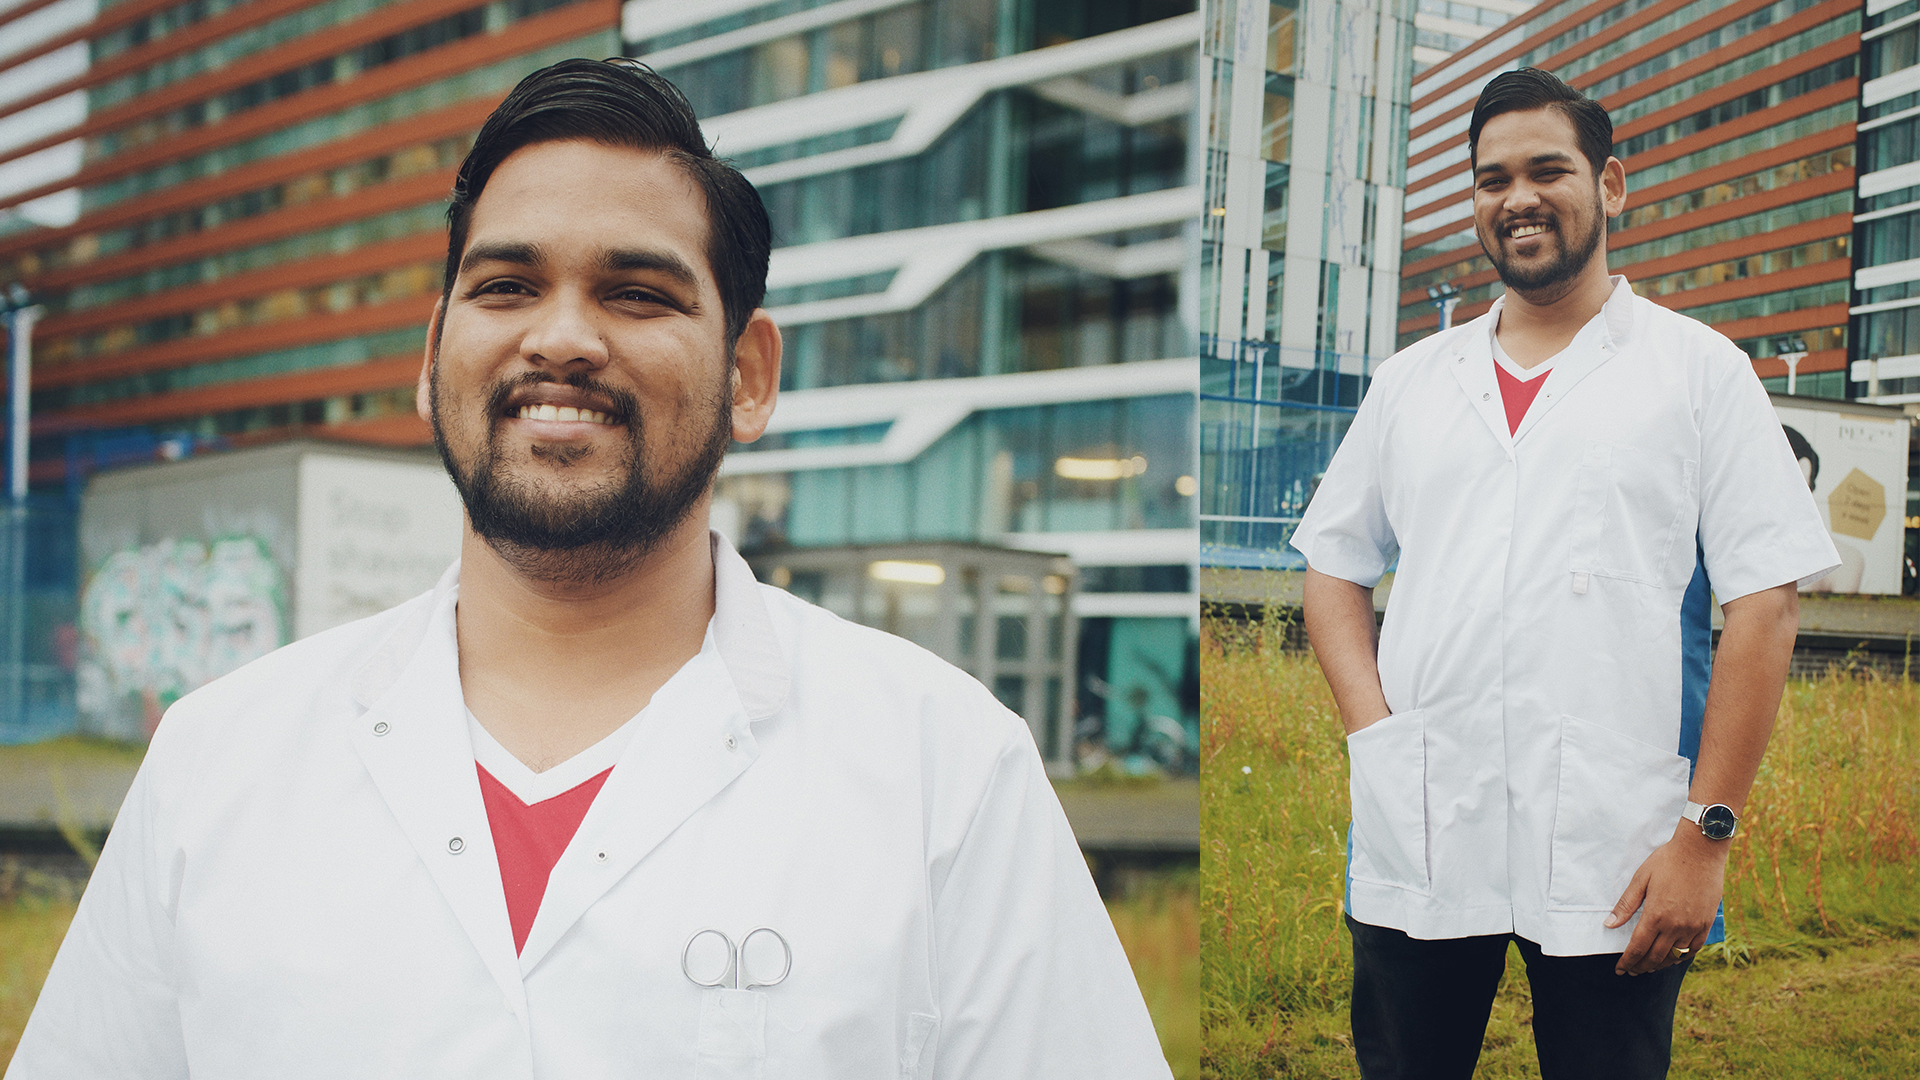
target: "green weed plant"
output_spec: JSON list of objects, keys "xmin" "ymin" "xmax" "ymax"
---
[{"xmin": 1202, "ymin": 613, "xmax": 1920, "ymax": 1079}]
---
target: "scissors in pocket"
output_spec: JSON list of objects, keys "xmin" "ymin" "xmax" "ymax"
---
[{"xmin": 682, "ymin": 927, "xmax": 792, "ymax": 991}]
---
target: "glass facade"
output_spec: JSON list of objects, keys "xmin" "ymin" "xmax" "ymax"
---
[
  {"xmin": 637, "ymin": 0, "xmax": 1202, "ymax": 767},
  {"xmin": 1854, "ymin": 0, "xmax": 1920, "ymax": 406},
  {"xmin": 1199, "ymin": 0, "xmax": 1415, "ymax": 566}
]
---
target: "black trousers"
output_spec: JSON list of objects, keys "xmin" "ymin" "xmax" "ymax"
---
[{"xmin": 1347, "ymin": 914, "xmax": 1693, "ymax": 1080}]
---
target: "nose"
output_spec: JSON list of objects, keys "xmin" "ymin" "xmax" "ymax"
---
[
  {"xmin": 1504, "ymin": 179, "xmax": 1543, "ymax": 214},
  {"xmin": 520, "ymin": 288, "xmax": 609, "ymax": 370}
]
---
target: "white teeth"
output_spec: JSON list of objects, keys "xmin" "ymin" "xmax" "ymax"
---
[
  {"xmin": 1510, "ymin": 224, "xmax": 1548, "ymax": 238},
  {"xmin": 516, "ymin": 404, "xmax": 615, "ymax": 425}
]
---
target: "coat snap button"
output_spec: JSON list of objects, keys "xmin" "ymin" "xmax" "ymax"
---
[
  {"xmin": 372, "ymin": 721, "xmax": 389, "ymax": 736},
  {"xmin": 595, "ymin": 850, "xmax": 609, "ymax": 863},
  {"xmin": 725, "ymin": 735, "xmax": 738, "ymax": 751},
  {"xmin": 1482, "ymin": 392, "xmax": 1490, "ymax": 400},
  {"xmin": 447, "ymin": 837, "xmax": 465, "ymax": 854}
]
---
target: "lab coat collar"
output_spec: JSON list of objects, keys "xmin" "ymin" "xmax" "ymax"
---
[
  {"xmin": 1446, "ymin": 275, "xmax": 1635, "ymax": 455},
  {"xmin": 346, "ymin": 530, "xmax": 794, "ymax": 990}
]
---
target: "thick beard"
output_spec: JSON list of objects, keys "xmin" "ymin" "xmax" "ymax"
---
[
  {"xmin": 430, "ymin": 365, "xmax": 732, "ymax": 587},
  {"xmin": 1482, "ymin": 189, "xmax": 1605, "ymax": 298}
]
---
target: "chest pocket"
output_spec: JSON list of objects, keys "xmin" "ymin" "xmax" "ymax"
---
[
  {"xmin": 696, "ymin": 989, "xmax": 766, "ymax": 1080},
  {"xmin": 1567, "ymin": 441, "xmax": 1698, "ymax": 588}
]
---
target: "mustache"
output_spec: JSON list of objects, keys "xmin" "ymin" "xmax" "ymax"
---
[{"xmin": 484, "ymin": 371, "xmax": 639, "ymax": 425}]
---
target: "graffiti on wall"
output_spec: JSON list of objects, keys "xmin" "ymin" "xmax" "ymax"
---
[{"xmin": 76, "ymin": 536, "xmax": 287, "ymax": 738}]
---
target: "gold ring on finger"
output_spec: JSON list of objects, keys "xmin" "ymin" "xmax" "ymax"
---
[{"xmin": 1669, "ymin": 946, "xmax": 1691, "ymax": 960}]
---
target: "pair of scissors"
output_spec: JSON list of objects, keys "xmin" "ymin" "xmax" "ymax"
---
[{"xmin": 682, "ymin": 927, "xmax": 792, "ymax": 991}]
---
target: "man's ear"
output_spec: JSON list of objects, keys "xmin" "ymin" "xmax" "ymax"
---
[
  {"xmin": 730, "ymin": 309, "xmax": 781, "ymax": 444},
  {"xmin": 416, "ymin": 297, "xmax": 443, "ymax": 423},
  {"xmin": 1601, "ymin": 155, "xmax": 1628, "ymax": 218}
]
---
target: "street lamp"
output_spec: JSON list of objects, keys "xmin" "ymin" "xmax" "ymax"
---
[
  {"xmin": 1772, "ymin": 336, "xmax": 1808, "ymax": 396},
  {"xmin": 0, "ymin": 284, "xmax": 38, "ymax": 731},
  {"xmin": 1427, "ymin": 281, "xmax": 1461, "ymax": 332}
]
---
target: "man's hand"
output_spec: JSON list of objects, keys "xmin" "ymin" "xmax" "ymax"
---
[
  {"xmin": 1603, "ymin": 820, "xmax": 1728, "ymax": 975},
  {"xmin": 1302, "ymin": 568, "xmax": 1392, "ymax": 735}
]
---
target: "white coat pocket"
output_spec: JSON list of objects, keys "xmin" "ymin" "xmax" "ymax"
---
[
  {"xmin": 1567, "ymin": 441, "xmax": 1698, "ymax": 588},
  {"xmin": 900, "ymin": 1011, "xmax": 939, "ymax": 1079},
  {"xmin": 1346, "ymin": 710, "xmax": 1431, "ymax": 895},
  {"xmin": 696, "ymin": 988, "xmax": 767, "ymax": 1080},
  {"xmin": 1547, "ymin": 715, "xmax": 1691, "ymax": 911}
]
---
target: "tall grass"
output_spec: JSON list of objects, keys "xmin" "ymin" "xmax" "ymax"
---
[{"xmin": 1201, "ymin": 615, "xmax": 1920, "ymax": 1078}]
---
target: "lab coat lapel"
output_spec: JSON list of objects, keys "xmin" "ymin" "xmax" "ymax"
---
[
  {"xmin": 1446, "ymin": 305, "xmax": 1515, "ymax": 459},
  {"xmin": 518, "ymin": 535, "xmax": 792, "ymax": 974},
  {"xmin": 1509, "ymin": 277, "xmax": 1634, "ymax": 444},
  {"xmin": 348, "ymin": 565, "xmax": 530, "ymax": 1021}
]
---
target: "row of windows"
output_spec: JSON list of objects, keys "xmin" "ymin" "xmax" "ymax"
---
[
  {"xmin": 1672, "ymin": 278, "xmax": 1847, "ymax": 325},
  {"xmin": 1554, "ymin": 0, "xmax": 1825, "ymax": 88},
  {"xmin": 87, "ymin": 0, "xmax": 580, "ymax": 166},
  {"xmin": 1612, "ymin": 147, "xmax": 1853, "ymax": 233},
  {"xmin": 1584, "ymin": 0, "xmax": 1841, "ymax": 105},
  {"xmin": 1856, "ymin": 278, "xmax": 1920, "ymax": 304},
  {"xmin": 781, "ymin": 254, "xmax": 1184, "ymax": 391},
  {"xmin": 53, "ymin": 201, "xmax": 446, "ymax": 316},
  {"xmin": 1605, "ymin": 15, "xmax": 1858, "ymax": 131},
  {"xmin": 1627, "ymin": 102, "xmax": 1855, "ymax": 190},
  {"xmin": 33, "ymin": 325, "xmax": 426, "ymax": 413},
  {"xmin": 1858, "ymin": 208, "xmax": 1920, "ymax": 269},
  {"xmin": 1870, "ymin": 0, "xmax": 1919, "ymax": 31},
  {"xmin": 1612, "ymin": 57, "xmax": 1854, "ymax": 161},
  {"xmin": 718, "ymin": 393, "xmax": 1195, "ymax": 552},
  {"xmin": 1859, "ymin": 110, "xmax": 1920, "ymax": 174},
  {"xmin": 0, "ymin": 136, "xmax": 470, "ymax": 285},
  {"xmin": 90, "ymin": 0, "xmax": 408, "ymax": 114},
  {"xmin": 759, "ymin": 86, "xmax": 1186, "ymax": 248},
  {"xmin": 1863, "ymin": 91, "xmax": 1920, "ymax": 123},
  {"xmin": 1759, "ymin": 370, "xmax": 1846, "ymax": 399},
  {"xmin": 1611, "ymin": 190, "xmax": 1851, "ymax": 270},
  {"xmin": 1414, "ymin": 29, "xmax": 1480, "ymax": 53},
  {"xmin": 1731, "ymin": 324, "xmax": 1845, "ymax": 359},
  {"xmin": 1856, "ymin": 304, "xmax": 1920, "ymax": 359},
  {"xmin": 1866, "ymin": 18, "xmax": 1920, "ymax": 82},
  {"xmin": 26, "ymin": 386, "xmax": 419, "ymax": 466},
  {"xmin": 39, "ymin": 260, "xmax": 441, "ymax": 367},
  {"xmin": 1632, "ymin": 236, "xmax": 1848, "ymax": 298},
  {"xmin": 92, "ymin": 0, "xmax": 252, "ymax": 66},
  {"xmin": 76, "ymin": 32, "xmax": 606, "ymax": 216},
  {"xmin": 1415, "ymin": 0, "xmax": 1509, "ymax": 30}
]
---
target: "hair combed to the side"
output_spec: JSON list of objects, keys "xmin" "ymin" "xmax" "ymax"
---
[
  {"xmin": 442, "ymin": 58, "xmax": 771, "ymax": 344},
  {"xmin": 1467, "ymin": 67, "xmax": 1614, "ymax": 176}
]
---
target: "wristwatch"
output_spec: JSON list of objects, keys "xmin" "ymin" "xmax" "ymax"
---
[{"xmin": 1683, "ymin": 801, "xmax": 1739, "ymax": 840}]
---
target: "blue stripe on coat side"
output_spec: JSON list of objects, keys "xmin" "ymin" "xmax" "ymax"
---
[
  {"xmin": 1345, "ymin": 823, "xmax": 1355, "ymax": 915},
  {"xmin": 1679, "ymin": 536, "xmax": 1725, "ymax": 944}
]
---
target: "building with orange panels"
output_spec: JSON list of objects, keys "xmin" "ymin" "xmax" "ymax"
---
[
  {"xmin": 1399, "ymin": 0, "xmax": 1860, "ymax": 399},
  {"xmin": 0, "ymin": 0, "xmax": 621, "ymax": 481}
]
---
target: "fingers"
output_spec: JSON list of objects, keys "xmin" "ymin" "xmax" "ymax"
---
[{"xmin": 1604, "ymin": 871, "xmax": 1647, "ymax": 931}]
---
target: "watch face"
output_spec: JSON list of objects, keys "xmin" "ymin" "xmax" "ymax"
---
[{"xmin": 1701, "ymin": 804, "xmax": 1737, "ymax": 840}]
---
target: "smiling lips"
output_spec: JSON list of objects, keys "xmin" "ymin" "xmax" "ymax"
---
[{"xmin": 515, "ymin": 403, "xmax": 619, "ymax": 426}]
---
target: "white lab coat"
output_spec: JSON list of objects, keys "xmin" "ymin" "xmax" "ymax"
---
[
  {"xmin": 10, "ymin": 534, "xmax": 1172, "ymax": 1079},
  {"xmin": 1291, "ymin": 279, "xmax": 1837, "ymax": 956}
]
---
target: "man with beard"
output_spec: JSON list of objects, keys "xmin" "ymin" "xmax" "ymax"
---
[
  {"xmin": 10, "ymin": 60, "xmax": 1171, "ymax": 1080},
  {"xmin": 1288, "ymin": 69, "xmax": 1836, "ymax": 1079}
]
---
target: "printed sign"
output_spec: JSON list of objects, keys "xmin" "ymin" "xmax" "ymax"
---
[{"xmin": 1774, "ymin": 403, "xmax": 1911, "ymax": 595}]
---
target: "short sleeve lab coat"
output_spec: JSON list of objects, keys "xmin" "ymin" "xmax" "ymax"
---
[
  {"xmin": 9, "ymin": 534, "xmax": 1171, "ymax": 1079},
  {"xmin": 1290, "ymin": 278, "xmax": 1838, "ymax": 956}
]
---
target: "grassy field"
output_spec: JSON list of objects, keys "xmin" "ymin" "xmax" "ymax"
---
[{"xmin": 1202, "ymin": 617, "xmax": 1920, "ymax": 1079}]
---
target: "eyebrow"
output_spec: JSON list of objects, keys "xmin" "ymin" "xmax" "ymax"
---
[
  {"xmin": 600, "ymin": 247, "xmax": 701, "ymax": 290},
  {"xmin": 1475, "ymin": 151, "xmax": 1578, "ymax": 179},
  {"xmin": 460, "ymin": 240, "xmax": 545, "ymax": 275}
]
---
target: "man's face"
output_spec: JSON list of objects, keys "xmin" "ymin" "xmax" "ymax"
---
[
  {"xmin": 426, "ymin": 140, "xmax": 735, "ymax": 578},
  {"xmin": 1471, "ymin": 108, "xmax": 1623, "ymax": 298}
]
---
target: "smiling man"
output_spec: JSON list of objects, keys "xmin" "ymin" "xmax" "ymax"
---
[
  {"xmin": 1290, "ymin": 69, "xmax": 1838, "ymax": 1079},
  {"xmin": 9, "ymin": 60, "xmax": 1171, "ymax": 1080}
]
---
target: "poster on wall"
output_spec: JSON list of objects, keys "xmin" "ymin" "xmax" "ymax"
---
[{"xmin": 1772, "ymin": 399, "xmax": 1911, "ymax": 596}]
